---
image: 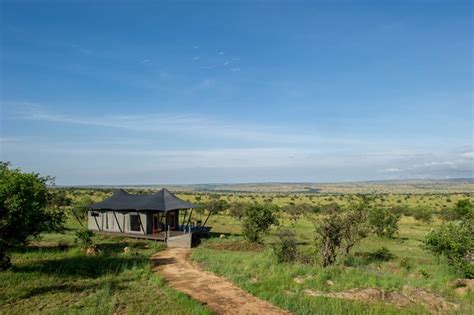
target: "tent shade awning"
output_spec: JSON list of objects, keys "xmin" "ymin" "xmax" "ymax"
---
[{"xmin": 88, "ymin": 188, "xmax": 195, "ymax": 212}]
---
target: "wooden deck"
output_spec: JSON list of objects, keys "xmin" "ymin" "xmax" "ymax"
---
[{"xmin": 94, "ymin": 230, "xmax": 187, "ymax": 241}]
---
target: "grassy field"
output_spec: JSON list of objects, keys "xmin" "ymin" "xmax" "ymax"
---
[
  {"xmin": 1, "ymin": 188, "xmax": 473, "ymax": 314},
  {"xmin": 0, "ymin": 229, "xmax": 211, "ymax": 315}
]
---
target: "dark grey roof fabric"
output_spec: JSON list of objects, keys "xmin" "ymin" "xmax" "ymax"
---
[{"xmin": 89, "ymin": 188, "xmax": 195, "ymax": 211}]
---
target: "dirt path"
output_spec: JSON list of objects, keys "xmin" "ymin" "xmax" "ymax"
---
[{"xmin": 151, "ymin": 248, "xmax": 290, "ymax": 315}]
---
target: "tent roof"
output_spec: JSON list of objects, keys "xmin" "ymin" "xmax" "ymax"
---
[{"xmin": 88, "ymin": 188, "xmax": 195, "ymax": 211}]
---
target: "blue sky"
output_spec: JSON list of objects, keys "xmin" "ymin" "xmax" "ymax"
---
[{"xmin": 1, "ymin": 0, "xmax": 472, "ymax": 185}]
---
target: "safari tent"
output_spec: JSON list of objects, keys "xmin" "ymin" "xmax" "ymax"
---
[{"xmin": 87, "ymin": 188, "xmax": 208, "ymax": 245}]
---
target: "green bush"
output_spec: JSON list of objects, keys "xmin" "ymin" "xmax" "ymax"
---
[
  {"xmin": 0, "ymin": 162, "xmax": 64, "ymax": 270},
  {"xmin": 242, "ymin": 203, "xmax": 279, "ymax": 243},
  {"xmin": 442, "ymin": 199, "xmax": 473, "ymax": 221},
  {"xmin": 314, "ymin": 204, "xmax": 369, "ymax": 267},
  {"xmin": 368, "ymin": 208, "xmax": 400, "ymax": 238},
  {"xmin": 423, "ymin": 220, "xmax": 473, "ymax": 278},
  {"xmin": 75, "ymin": 228, "xmax": 94, "ymax": 249},
  {"xmin": 272, "ymin": 229, "xmax": 297, "ymax": 263},
  {"xmin": 411, "ymin": 207, "xmax": 433, "ymax": 223},
  {"xmin": 368, "ymin": 246, "xmax": 394, "ymax": 262}
]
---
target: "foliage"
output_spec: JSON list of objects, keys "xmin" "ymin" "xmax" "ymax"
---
[
  {"xmin": 442, "ymin": 199, "xmax": 474, "ymax": 221},
  {"xmin": 367, "ymin": 246, "xmax": 394, "ymax": 262},
  {"xmin": 423, "ymin": 220, "xmax": 473, "ymax": 278},
  {"xmin": 75, "ymin": 228, "xmax": 94, "ymax": 249},
  {"xmin": 313, "ymin": 205, "xmax": 369, "ymax": 267},
  {"xmin": 47, "ymin": 189, "xmax": 72, "ymax": 209},
  {"xmin": 411, "ymin": 206, "xmax": 433, "ymax": 223},
  {"xmin": 71, "ymin": 196, "xmax": 94, "ymax": 226},
  {"xmin": 272, "ymin": 228, "xmax": 298, "ymax": 263},
  {"xmin": 228, "ymin": 202, "xmax": 246, "ymax": 220},
  {"xmin": 0, "ymin": 162, "xmax": 65, "ymax": 270},
  {"xmin": 367, "ymin": 207, "xmax": 400, "ymax": 238},
  {"xmin": 241, "ymin": 203, "xmax": 278, "ymax": 243}
]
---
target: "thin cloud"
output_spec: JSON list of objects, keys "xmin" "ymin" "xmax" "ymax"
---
[
  {"xmin": 230, "ymin": 67, "xmax": 241, "ymax": 72},
  {"xmin": 193, "ymin": 56, "xmax": 200, "ymax": 61}
]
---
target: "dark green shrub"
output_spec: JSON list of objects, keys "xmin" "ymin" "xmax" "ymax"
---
[
  {"xmin": 0, "ymin": 162, "xmax": 64, "ymax": 270},
  {"xmin": 442, "ymin": 199, "xmax": 473, "ymax": 221},
  {"xmin": 272, "ymin": 229, "xmax": 297, "ymax": 263},
  {"xmin": 368, "ymin": 246, "xmax": 394, "ymax": 262},
  {"xmin": 75, "ymin": 228, "xmax": 94, "ymax": 249},
  {"xmin": 242, "ymin": 204, "xmax": 279, "ymax": 243},
  {"xmin": 412, "ymin": 207, "xmax": 433, "ymax": 223},
  {"xmin": 368, "ymin": 208, "xmax": 400, "ymax": 238},
  {"xmin": 423, "ymin": 220, "xmax": 473, "ymax": 278}
]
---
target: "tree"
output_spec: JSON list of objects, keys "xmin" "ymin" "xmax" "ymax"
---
[
  {"xmin": 242, "ymin": 203, "xmax": 279, "ymax": 243},
  {"xmin": 0, "ymin": 162, "xmax": 65, "ymax": 269},
  {"xmin": 202, "ymin": 197, "xmax": 228, "ymax": 226},
  {"xmin": 367, "ymin": 207, "xmax": 400, "ymax": 238}
]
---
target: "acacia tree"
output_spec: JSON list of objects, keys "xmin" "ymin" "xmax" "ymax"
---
[{"xmin": 0, "ymin": 162, "xmax": 64, "ymax": 269}]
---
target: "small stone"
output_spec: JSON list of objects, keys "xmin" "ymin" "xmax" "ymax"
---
[
  {"xmin": 123, "ymin": 246, "xmax": 130, "ymax": 253},
  {"xmin": 219, "ymin": 234, "xmax": 226, "ymax": 239},
  {"xmin": 327, "ymin": 280, "xmax": 334, "ymax": 286}
]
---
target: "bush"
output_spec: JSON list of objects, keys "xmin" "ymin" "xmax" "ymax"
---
[
  {"xmin": 442, "ymin": 199, "xmax": 473, "ymax": 221},
  {"xmin": 242, "ymin": 204, "xmax": 279, "ymax": 243},
  {"xmin": 368, "ymin": 247, "xmax": 394, "ymax": 262},
  {"xmin": 423, "ymin": 220, "xmax": 473, "ymax": 278},
  {"xmin": 314, "ymin": 204, "xmax": 369, "ymax": 267},
  {"xmin": 412, "ymin": 207, "xmax": 433, "ymax": 223},
  {"xmin": 368, "ymin": 208, "xmax": 400, "ymax": 238},
  {"xmin": 272, "ymin": 229, "xmax": 297, "ymax": 263},
  {"xmin": 75, "ymin": 228, "xmax": 94, "ymax": 249},
  {"xmin": 0, "ymin": 162, "xmax": 64, "ymax": 270}
]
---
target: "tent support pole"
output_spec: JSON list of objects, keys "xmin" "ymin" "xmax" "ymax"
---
[
  {"xmin": 185, "ymin": 208, "xmax": 194, "ymax": 230},
  {"xmin": 93, "ymin": 212, "xmax": 101, "ymax": 231},
  {"xmin": 113, "ymin": 210, "xmax": 123, "ymax": 233},
  {"xmin": 137, "ymin": 211, "xmax": 146, "ymax": 235},
  {"xmin": 182, "ymin": 209, "xmax": 188, "ymax": 230},
  {"xmin": 71, "ymin": 208, "xmax": 84, "ymax": 227}
]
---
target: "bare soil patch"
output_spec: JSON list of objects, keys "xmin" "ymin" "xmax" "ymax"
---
[
  {"xmin": 151, "ymin": 248, "xmax": 289, "ymax": 315},
  {"xmin": 304, "ymin": 285, "xmax": 459, "ymax": 313}
]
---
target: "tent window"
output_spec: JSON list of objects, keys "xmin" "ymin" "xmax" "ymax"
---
[{"xmin": 130, "ymin": 215, "xmax": 141, "ymax": 232}]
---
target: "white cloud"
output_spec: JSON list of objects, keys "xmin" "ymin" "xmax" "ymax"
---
[
  {"xmin": 379, "ymin": 168, "xmax": 401, "ymax": 173},
  {"xmin": 230, "ymin": 67, "xmax": 241, "ymax": 72},
  {"xmin": 461, "ymin": 151, "xmax": 474, "ymax": 159}
]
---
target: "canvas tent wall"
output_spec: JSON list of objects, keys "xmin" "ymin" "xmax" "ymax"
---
[{"xmin": 87, "ymin": 188, "xmax": 195, "ymax": 235}]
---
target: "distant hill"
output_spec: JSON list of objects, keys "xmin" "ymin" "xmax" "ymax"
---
[{"xmin": 61, "ymin": 178, "xmax": 474, "ymax": 194}]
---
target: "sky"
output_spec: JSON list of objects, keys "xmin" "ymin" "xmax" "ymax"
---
[{"xmin": 0, "ymin": 0, "xmax": 473, "ymax": 185}]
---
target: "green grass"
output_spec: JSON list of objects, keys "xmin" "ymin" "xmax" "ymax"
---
[
  {"xmin": 0, "ymin": 231, "xmax": 211, "ymax": 315},
  {"xmin": 192, "ymin": 212, "xmax": 473, "ymax": 315}
]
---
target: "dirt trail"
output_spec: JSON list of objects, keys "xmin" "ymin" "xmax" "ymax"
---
[{"xmin": 151, "ymin": 248, "xmax": 290, "ymax": 315}]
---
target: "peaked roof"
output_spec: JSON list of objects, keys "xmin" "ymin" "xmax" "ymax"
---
[{"xmin": 89, "ymin": 188, "xmax": 195, "ymax": 211}]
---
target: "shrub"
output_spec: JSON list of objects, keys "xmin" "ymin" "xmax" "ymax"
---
[
  {"xmin": 242, "ymin": 204, "xmax": 279, "ymax": 243},
  {"xmin": 272, "ymin": 229, "xmax": 297, "ymax": 263},
  {"xmin": 368, "ymin": 246, "xmax": 394, "ymax": 262},
  {"xmin": 442, "ymin": 199, "xmax": 473, "ymax": 221},
  {"xmin": 228, "ymin": 202, "xmax": 246, "ymax": 220},
  {"xmin": 411, "ymin": 207, "xmax": 433, "ymax": 223},
  {"xmin": 423, "ymin": 220, "xmax": 473, "ymax": 278},
  {"xmin": 0, "ymin": 162, "xmax": 64, "ymax": 270},
  {"xmin": 368, "ymin": 207, "xmax": 400, "ymax": 238},
  {"xmin": 399, "ymin": 257, "xmax": 413, "ymax": 271},
  {"xmin": 75, "ymin": 228, "xmax": 94, "ymax": 249},
  {"xmin": 313, "ymin": 204, "xmax": 369, "ymax": 267}
]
